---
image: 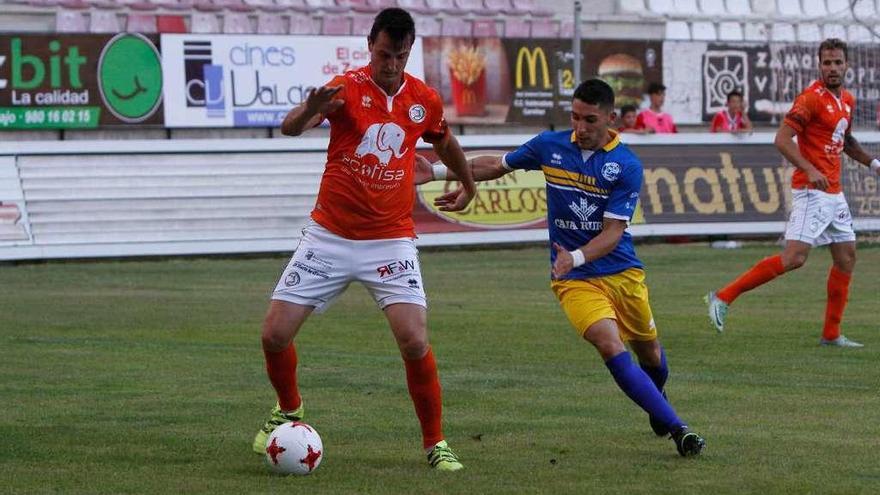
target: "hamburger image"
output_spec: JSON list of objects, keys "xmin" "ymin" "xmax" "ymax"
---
[{"xmin": 597, "ymin": 53, "xmax": 644, "ymax": 107}]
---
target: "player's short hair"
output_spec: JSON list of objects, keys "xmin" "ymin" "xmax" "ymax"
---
[
  {"xmin": 369, "ymin": 8, "xmax": 416, "ymax": 46},
  {"xmin": 620, "ymin": 104, "xmax": 638, "ymax": 115},
  {"xmin": 818, "ymin": 38, "xmax": 848, "ymax": 62},
  {"xmin": 727, "ymin": 90, "xmax": 743, "ymax": 100},
  {"xmin": 646, "ymin": 82, "xmax": 666, "ymax": 95},
  {"xmin": 573, "ymin": 79, "xmax": 616, "ymax": 110}
]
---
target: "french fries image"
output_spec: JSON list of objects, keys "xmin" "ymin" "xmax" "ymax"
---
[{"xmin": 448, "ymin": 45, "xmax": 486, "ymax": 86}]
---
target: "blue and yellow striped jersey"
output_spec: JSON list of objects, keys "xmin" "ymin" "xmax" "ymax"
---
[{"xmin": 503, "ymin": 129, "xmax": 643, "ymax": 280}]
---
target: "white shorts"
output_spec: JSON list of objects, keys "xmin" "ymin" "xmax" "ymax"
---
[
  {"xmin": 271, "ymin": 221, "xmax": 426, "ymax": 313},
  {"xmin": 784, "ymin": 189, "xmax": 856, "ymax": 246}
]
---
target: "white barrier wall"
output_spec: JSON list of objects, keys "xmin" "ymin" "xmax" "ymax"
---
[{"xmin": 1, "ymin": 133, "xmax": 879, "ymax": 261}]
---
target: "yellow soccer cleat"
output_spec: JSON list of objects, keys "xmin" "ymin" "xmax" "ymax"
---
[
  {"xmin": 252, "ymin": 402, "xmax": 304, "ymax": 455},
  {"xmin": 427, "ymin": 440, "xmax": 463, "ymax": 471}
]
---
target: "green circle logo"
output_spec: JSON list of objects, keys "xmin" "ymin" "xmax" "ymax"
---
[{"xmin": 98, "ymin": 33, "xmax": 162, "ymax": 123}]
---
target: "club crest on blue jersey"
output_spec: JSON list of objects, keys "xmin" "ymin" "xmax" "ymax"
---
[{"xmin": 602, "ymin": 161, "xmax": 621, "ymax": 182}]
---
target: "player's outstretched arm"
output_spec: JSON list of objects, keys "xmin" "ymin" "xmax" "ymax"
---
[
  {"xmin": 413, "ymin": 153, "xmax": 509, "ymax": 185},
  {"xmin": 775, "ymin": 123, "xmax": 829, "ymax": 190},
  {"xmin": 280, "ymin": 85, "xmax": 343, "ymax": 137},
  {"xmin": 843, "ymin": 133, "xmax": 880, "ymax": 175},
  {"xmin": 431, "ymin": 134, "xmax": 476, "ymax": 212},
  {"xmin": 552, "ymin": 218, "xmax": 627, "ymax": 279}
]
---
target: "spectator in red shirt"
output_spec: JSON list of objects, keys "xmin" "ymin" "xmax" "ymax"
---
[
  {"xmin": 710, "ymin": 90, "xmax": 752, "ymax": 133},
  {"xmin": 618, "ymin": 104, "xmax": 652, "ymax": 134}
]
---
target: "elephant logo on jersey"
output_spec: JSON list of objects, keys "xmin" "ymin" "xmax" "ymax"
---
[
  {"xmin": 826, "ymin": 117, "xmax": 848, "ymax": 155},
  {"xmin": 355, "ymin": 122, "xmax": 409, "ymax": 166}
]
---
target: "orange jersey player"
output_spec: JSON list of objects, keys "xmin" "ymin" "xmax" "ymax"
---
[
  {"xmin": 252, "ymin": 7, "xmax": 476, "ymax": 471},
  {"xmin": 312, "ymin": 65, "xmax": 450, "ymax": 240},
  {"xmin": 706, "ymin": 38, "xmax": 880, "ymax": 348}
]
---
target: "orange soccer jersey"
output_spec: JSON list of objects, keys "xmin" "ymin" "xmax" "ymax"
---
[
  {"xmin": 783, "ymin": 80, "xmax": 855, "ymax": 194},
  {"xmin": 310, "ymin": 66, "xmax": 448, "ymax": 240}
]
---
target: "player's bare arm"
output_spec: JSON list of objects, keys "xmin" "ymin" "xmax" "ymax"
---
[
  {"xmin": 843, "ymin": 133, "xmax": 880, "ymax": 175},
  {"xmin": 413, "ymin": 153, "xmax": 509, "ymax": 185},
  {"xmin": 775, "ymin": 123, "xmax": 829, "ymax": 190},
  {"xmin": 428, "ymin": 134, "xmax": 477, "ymax": 212},
  {"xmin": 280, "ymin": 85, "xmax": 343, "ymax": 137},
  {"xmin": 552, "ymin": 218, "xmax": 627, "ymax": 279}
]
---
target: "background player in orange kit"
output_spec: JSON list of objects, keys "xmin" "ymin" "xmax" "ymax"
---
[
  {"xmin": 706, "ymin": 39, "xmax": 880, "ymax": 347},
  {"xmin": 252, "ymin": 8, "xmax": 476, "ymax": 471}
]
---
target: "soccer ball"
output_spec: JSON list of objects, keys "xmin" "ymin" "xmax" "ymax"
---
[{"xmin": 264, "ymin": 422, "xmax": 324, "ymax": 475}]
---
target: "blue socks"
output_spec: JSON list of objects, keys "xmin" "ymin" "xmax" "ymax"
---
[
  {"xmin": 640, "ymin": 345, "xmax": 669, "ymax": 393},
  {"xmin": 605, "ymin": 351, "xmax": 683, "ymax": 432}
]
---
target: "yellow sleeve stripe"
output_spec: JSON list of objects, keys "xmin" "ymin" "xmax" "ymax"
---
[{"xmin": 544, "ymin": 175, "xmax": 610, "ymax": 195}]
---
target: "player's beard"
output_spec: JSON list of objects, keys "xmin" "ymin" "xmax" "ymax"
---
[{"xmin": 823, "ymin": 74, "xmax": 842, "ymax": 90}]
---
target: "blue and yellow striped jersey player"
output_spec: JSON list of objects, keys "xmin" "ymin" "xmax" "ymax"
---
[{"xmin": 416, "ymin": 79, "xmax": 706, "ymax": 457}]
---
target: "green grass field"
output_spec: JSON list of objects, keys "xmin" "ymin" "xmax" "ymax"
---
[{"xmin": 2, "ymin": 243, "xmax": 879, "ymax": 494}]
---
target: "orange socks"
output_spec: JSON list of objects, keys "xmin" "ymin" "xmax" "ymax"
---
[
  {"xmin": 717, "ymin": 255, "xmax": 785, "ymax": 304},
  {"xmin": 404, "ymin": 348, "xmax": 444, "ymax": 449},
  {"xmin": 264, "ymin": 343, "xmax": 302, "ymax": 411},
  {"xmin": 823, "ymin": 266, "xmax": 852, "ymax": 341}
]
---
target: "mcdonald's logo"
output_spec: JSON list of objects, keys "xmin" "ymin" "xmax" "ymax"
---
[
  {"xmin": 461, "ymin": 88, "xmax": 477, "ymax": 105},
  {"xmin": 515, "ymin": 46, "xmax": 551, "ymax": 89}
]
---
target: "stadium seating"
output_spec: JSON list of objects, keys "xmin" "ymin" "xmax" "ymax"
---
[
  {"xmin": 455, "ymin": 0, "xmax": 497, "ymax": 16},
  {"xmin": 530, "ymin": 18, "xmax": 557, "ymax": 37},
  {"xmin": 278, "ymin": 0, "xmax": 311, "ymax": 11},
  {"xmin": 824, "ymin": 23, "xmax": 847, "ymax": 39},
  {"xmin": 847, "ymin": 23, "xmax": 873, "ymax": 42},
  {"xmin": 803, "ymin": 1, "xmax": 828, "ymax": 18},
  {"xmin": 647, "ymin": 0, "xmax": 674, "ymax": 15},
  {"xmin": 5, "ymin": 0, "xmax": 880, "ymax": 41},
  {"xmin": 698, "ymin": 0, "xmax": 724, "ymax": 15},
  {"xmin": 504, "ymin": 18, "xmax": 530, "ymax": 37},
  {"xmin": 425, "ymin": 0, "xmax": 465, "ymax": 15},
  {"xmin": 673, "ymin": 0, "xmax": 696, "ymax": 15},
  {"xmin": 351, "ymin": 14, "xmax": 373, "ymax": 35},
  {"xmin": 852, "ymin": 0, "xmax": 875, "ymax": 18},
  {"xmin": 223, "ymin": 12, "xmax": 252, "ymax": 32},
  {"xmin": 305, "ymin": 0, "xmax": 347, "ymax": 13},
  {"xmin": 771, "ymin": 22, "xmax": 795, "ymax": 41},
  {"xmin": 243, "ymin": 0, "xmax": 282, "ymax": 11},
  {"xmin": 718, "ymin": 21, "xmax": 743, "ymax": 41},
  {"xmin": 777, "ymin": 1, "xmax": 802, "ymax": 18},
  {"xmin": 664, "ymin": 20, "xmax": 690, "ymax": 39},
  {"xmin": 743, "ymin": 22, "xmax": 767, "ymax": 41},
  {"xmin": 618, "ymin": 0, "xmax": 645, "ymax": 14},
  {"xmin": 289, "ymin": 14, "xmax": 319, "ymax": 33},
  {"xmin": 321, "ymin": 15, "xmax": 351, "ymax": 34},
  {"xmin": 56, "ymin": 10, "xmax": 88, "ymax": 31},
  {"xmin": 827, "ymin": 0, "xmax": 854, "ymax": 20},
  {"xmin": 750, "ymin": 0, "xmax": 775, "ymax": 17},
  {"xmin": 690, "ymin": 21, "xmax": 716, "ymax": 40},
  {"xmin": 798, "ymin": 22, "xmax": 823, "ymax": 42},
  {"xmin": 256, "ymin": 13, "xmax": 286, "ymax": 33},
  {"xmin": 472, "ymin": 18, "xmax": 498, "ymax": 37},
  {"xmin": 90, "ymin": 10, "xmax": 122, "ymax": 31},
  {"xmin": 440, "ymin": 16, "xmax": 470, "ymax": 36},
  {"xmin": 191, "ymin": 11, "xmax": 220, "ymax": 31},
  {"xmin": 126, "ymin": 13, "xmax": 158, "ymax": 31},
  {"xmin": 395, "ymin": 0, "xmax": 436, "ymax": 15},
  {"xmin": 725, "ymin": 0, "xmax": 750, "ymax": 16},
  {"xmin": 414, "ymin": 15, "xmax": 440, "ymax": 35},
  {"xmin": 157, "ymin": 14, "xmax": 187, "ymax": 31},
  {"xmin": 512, "ymin": 0, "xmax": 552, "ymax": 17}
]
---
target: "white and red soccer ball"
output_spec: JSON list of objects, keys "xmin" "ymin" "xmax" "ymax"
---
[{"xmin": 264, "ymin": 422, "xmax": 323, "ymax": 475}]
